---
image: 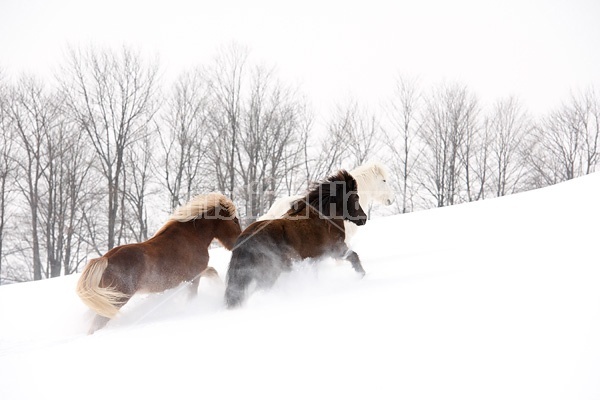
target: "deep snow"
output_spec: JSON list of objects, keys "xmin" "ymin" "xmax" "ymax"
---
[{"xmin": 1, "ymin": 173, "xmax": 599, "ymax": 400}]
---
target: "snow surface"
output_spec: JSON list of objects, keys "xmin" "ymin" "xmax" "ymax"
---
[{"xmin": 1, "ymin": 173, "xmax": 600, "ymax": 400}]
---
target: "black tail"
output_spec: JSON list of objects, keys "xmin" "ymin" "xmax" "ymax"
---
[
  {"xmin": 224, "ymin": 238, "xmax": 287, "ymax": 308},
  {"xmin": 224, "ymin": 247, "xmax": 255, "ymax": 309}
]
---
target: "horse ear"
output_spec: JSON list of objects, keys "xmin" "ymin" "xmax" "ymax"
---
[{"xmin": 346, "ymin": 174, "xmax": 356, "ymax": 193}]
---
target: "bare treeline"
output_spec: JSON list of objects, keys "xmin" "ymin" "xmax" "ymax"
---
[
  {"xmin": 385, "ymin": 78, "xmax": 599, "ymax": 213},
  {"xmin": 0, "ymin": 45, "xmax": 598, "ymax": 283}
]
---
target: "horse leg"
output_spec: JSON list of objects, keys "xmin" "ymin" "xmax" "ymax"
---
[
  {"xmin": 89, "ymin": 314, "xmax": 111, "ymax": 334},
  {"xmin": 188, "ymin": 277, "xmax": 200, "ymax": 299},
  {"xmin": 87, "ymin": 294, "xmax": 131, "ymax": 335},
  {"xmin": 343, "ymin": 249, "xmax": 366, "ymax": 277},
  {"xmin": 200, "ymin": 266, "xmax": 222, "ymax": 283},
  {"xmin": 225, "ymin": 271, "xmax": 252, "ymax": 308},
  {"xmin": 188, "ymin": 267, "xmax": 222, "ymax": 299}
]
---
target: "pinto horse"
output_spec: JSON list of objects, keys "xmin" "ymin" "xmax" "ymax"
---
[
  {"xmin": 77, "ymin": 193, "xmax": 241, "ymax": 333},
  {"xmin": 259, "ymin": 161, "xmax": 394, "ymax": 242},
  {"xmin": 225, "ymin": 170, "xmax": 367, "ymax": 308}
]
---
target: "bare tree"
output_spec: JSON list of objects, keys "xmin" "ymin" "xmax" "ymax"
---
[
  {"xmin": 205, "ymin": 47, "xmax": 309, "ymax": 222},
  {"xmin": 385, "ymin": 76, "xmax": 422, "ymax": 213},
  {"xmin": 530, "ymin": 87, "xmax": 599, "ymax": 187},
  {"xmin": 486, "ymin": 96, "xmax": 531, "ymax": 197},
  {"xmin": 9, "ymin": 76, "xmax": 52, "ymax": 280},
  {"xmin": 573, "ymin": 87, "xmax": 599, "ymax": 175},
  {"xmin": 0, "ymin": 72, "xmax": 16, "ymax": 283},
  {"xmin": 58, "ymin": 122, "xmax": 93, "ymax": 275},
  {"xmin": 159, "ymin": 69, "xmax": 213, "ymax": 210},
  {"xmin": 8, "ymin": 76, "xmax": 93, "ymax": 280},
  {"xmin": 236, "ymin": 65, "xmax": 305, "ymax": 222},
  {"xmin": 300, "ymin": 99, "xmax": 382, "ymax": 195},
  {"xmin": 41, "ymin": 102, "xmax": 93, "ymax": 277},
  {"xmin": 457, "ymin": 96, "xmax": 482, "ymax": 202},
  {"xmin": 282, "ymin": 100, "xmax": 314, "ymax": 196},
  {"xmin": 337, "ymin": 99, "xmax": 382, "ymax": 166},
  {"xmin": 526, "ymin": 128, "xmax": 564, "ymax": 189},
  {"xmin": 123, "ymin": 134, "xmax": 155, "ymax": 242},
  {"xmin": 541, "ymin": 105, "xmax": 581, "ymax": 181},
  {"xmin": 207, "ymin": 43, "xmax": 248, "ymax": 200},
  {"xmin": 59, "ymin": 46, "xmax": 159, "ymax": 250},
  {"xmin": 419, "ymin": 83, "xmax": 479, "ymax": 207},
  {"xmin": 305, "ymin": 110, "xmax": 353, "ymax": 185}
]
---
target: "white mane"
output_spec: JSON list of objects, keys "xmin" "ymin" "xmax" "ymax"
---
[{"xmin": 350, "ymin": 161, "xmax": 389, "ymax": 182}]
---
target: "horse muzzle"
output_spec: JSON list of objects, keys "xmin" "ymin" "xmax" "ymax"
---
[{"xmin": 348, "ymin": 215, "xmax": 367, "ymax": 226}]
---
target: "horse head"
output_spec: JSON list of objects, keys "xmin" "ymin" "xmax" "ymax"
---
[
  {"xmin": 368, "ymin": 163, "xmax": 395, "ymax": 206},
  {"xmin": 351, "ymin": 162, "xmax": 396, "ymax": 207},
  {"xmin": 373, "ymin": 171, "xmax": 395, "ymax": 206},
  {"xmin": 316, "ymin": 169, "xmax": 367, "ymax": 225},
  {"xmin": 291, "ymin": 170, "xmax": 367, "ymax": 226},
  {"xmin": 333, "ymin": 170, "xmax": 367, "ymax": 226},
  {"xmin": 214, "ymin": 203, "xmax": 242, "ymax": 250}
]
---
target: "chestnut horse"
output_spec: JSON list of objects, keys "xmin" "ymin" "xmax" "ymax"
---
[
  {"xmin": 225, "ymin": 170, "xmax": 367, "ymax": 308},
  {"xmin": 77, "ymin": 193, "xmax": 241, "ymax": 333}
]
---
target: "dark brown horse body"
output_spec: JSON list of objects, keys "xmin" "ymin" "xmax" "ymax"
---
[
  {"xmin": 77, "ymin": 193, "xmax": 241, "ymax": 333},
  {"xmin": 225, "ymin": 170, "xmax": 367, "ymax": 308}
]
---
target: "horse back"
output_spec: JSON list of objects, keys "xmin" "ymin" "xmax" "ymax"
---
[
  {"xmin": 144, "ymin": 223, "xmax": 211, "ymax": 290},
  {"xmin": 240, "ymin": 215, "xmax": 346, "ymax": 260},
  {"xmin": 102, "ymin": 222, "xmax": 211, "ymax": 293}
]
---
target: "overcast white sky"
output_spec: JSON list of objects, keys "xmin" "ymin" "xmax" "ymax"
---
[{"xmin": 1, "ymin": 0, "xmax": 599, "ymax": 116}]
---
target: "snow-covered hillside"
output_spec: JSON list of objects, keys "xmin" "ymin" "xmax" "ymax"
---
[{"xmin": 1, "ymin": 173, "xmax": 599, "ymax": 400}]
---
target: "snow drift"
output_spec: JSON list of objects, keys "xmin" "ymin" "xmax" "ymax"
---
[{"xmin": 1, "ymin": 173, "xmax": 599, "ymax": 400}]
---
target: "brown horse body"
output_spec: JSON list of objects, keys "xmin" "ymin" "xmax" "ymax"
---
[
  {"xmin": 225, "ymin": 170, "xmax": 367, "ymax": 308},
  {"xmin": 77, "ymin": 193, "xmax": 241, "ymax": 333}
]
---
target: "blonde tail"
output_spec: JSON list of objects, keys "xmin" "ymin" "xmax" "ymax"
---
[{"xmin": 76, "ymin": 257, "xmax": 126, "ymax": 318}]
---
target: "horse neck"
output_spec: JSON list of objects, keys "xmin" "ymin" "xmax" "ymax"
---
[
  {"xmin": 214, "ymin": 219, "xmax": 240, "ymax": 250},
  {"xmin": 311, "ymin": 207, "xmax": 346, "ymax": 237},
  {"xmin": 182, "ymin": 219, "xmax": 215, "ymax": 247},
  {"xmin": 353, "ymin": 173, "xmax": 373, "ymax": 209},
  {"xmin": 305, "ymin": 202, "xmax": 346, "ymax": 225}
]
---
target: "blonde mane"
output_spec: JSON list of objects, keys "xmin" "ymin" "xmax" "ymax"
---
[{"xmin": 170, "ymin": 192, "xmax": 237, "ymax": 222}]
